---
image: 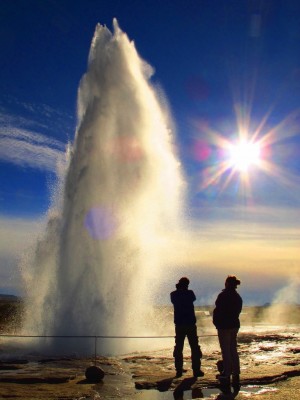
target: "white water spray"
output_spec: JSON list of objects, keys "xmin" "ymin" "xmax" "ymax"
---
[{"xmin": 22, "ymin": 20, "xmax": 184, "ymax": 354}]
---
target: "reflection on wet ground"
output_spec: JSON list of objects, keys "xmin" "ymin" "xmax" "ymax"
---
[{"xmin": 135, "ymin": 385, "xmax": 278, "ymax": 399}]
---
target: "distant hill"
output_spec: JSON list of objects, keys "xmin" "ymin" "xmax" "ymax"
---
[{"xmin": 0, "ymin": 294, "xmax": 20, "ymax": 302}]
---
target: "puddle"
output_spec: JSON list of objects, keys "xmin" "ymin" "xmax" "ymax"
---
[
  {"xmin": 239, "ymin": 385, "xmax": 278, "ymax": 396},
  {"xmin": 135, "ymin": 385, "xmax": 277, "ymax": 399},
  {"xmin": 135, "ymin": 388, "xmax": 222, "ymax": 399}
]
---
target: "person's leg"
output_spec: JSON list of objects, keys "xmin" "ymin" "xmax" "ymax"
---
[
  {"xmin": 187, "ymin": 325, "xmax": 203, "ymax": 376},
  {"xmin": 217, "ymin": 329, "xmax": 232, "ymax": 377},
  {"xmin": 230, "ymin": 328, "xmax": 240, "ymax": 384},
  {"xmin": 174, "ymin": 325, "xmax": 185, "ymax": 376}
]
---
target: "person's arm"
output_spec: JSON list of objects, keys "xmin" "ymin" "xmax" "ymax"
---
[
  {"xmin": 215, "ymin": 292, "xmax": 222, "ymax": 307},
  {"xmin": 238, "ymin": 295, "xmax": 243, "ymax": 314},
  {"xmin": 170, "ymin": 290, "xmax": 176, "ymax": 305},
  {"xmin": 191, "ymin": 290, "xmax": 196, "ymax": 302}
]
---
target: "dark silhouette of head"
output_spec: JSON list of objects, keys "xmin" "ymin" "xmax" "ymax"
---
[
  {"xmin": 225, "ymin": 275, "xmax": 241, "ymax": 289},
  {"xmin": 176, "ymin": 277, "xmax": 190, "ymax": 290}
]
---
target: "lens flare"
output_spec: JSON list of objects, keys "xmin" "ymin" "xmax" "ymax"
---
[
  {"xmin": 84, "ymin": 207, "xmax": 117, "ymax": 240},
  {"xmin": 191, "ymin": 106, "xmax": 300, "ymax": 200},
  {"xmin": 228, "ymin": 140, "xmax": 261, "ymax": 172}
]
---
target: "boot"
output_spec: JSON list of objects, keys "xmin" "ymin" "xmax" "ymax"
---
[
  {"xmin": 191, "ymin": 345, "xmax": 203, "ymax": 377},
  {"xmin": 232, "ymin": 374, "xmax": 240, "ymax": 388}
]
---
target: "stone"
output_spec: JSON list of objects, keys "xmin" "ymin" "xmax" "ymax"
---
[{"xmin": 85, "ymin": 365, "xmax": 105, "ymax": 382}]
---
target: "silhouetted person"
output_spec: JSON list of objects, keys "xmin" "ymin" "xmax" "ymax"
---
[
  {"xmin": 213, "ymin": 275, "xmax": 243, "ymax": 387},
  {"xmin": 170, "ymin": 277, "xmax": 204, "ymax": 378}
]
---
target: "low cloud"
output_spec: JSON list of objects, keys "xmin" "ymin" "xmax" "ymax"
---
[
  {"xmin": 1, "ymin": 206, "xmax": 299, "ymax": 302},
  {"xmin": 157, "ymin": 211, "xmax": 300, "ymax": 305}
]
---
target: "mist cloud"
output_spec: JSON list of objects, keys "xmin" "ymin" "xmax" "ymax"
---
[{"xmin": 0, "ymin": 216, "xmax": 44, "ymax": 295}]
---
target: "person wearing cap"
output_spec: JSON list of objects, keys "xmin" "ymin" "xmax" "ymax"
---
[
  {"xmin": 170, "ymin": 277, "xmax": 204, "ymax": 378},
  {"xmin": 213, "ymin": 275, "xmax": 243, "ymax": 387}
]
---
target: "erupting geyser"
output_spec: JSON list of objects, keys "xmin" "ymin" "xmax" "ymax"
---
[{"xmin": 22, "ymin": 20, "xmax": 184, "ymax": 355}]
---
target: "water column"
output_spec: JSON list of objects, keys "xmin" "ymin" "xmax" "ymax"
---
[{"xmin": 23, "ymin": 20, "xmax": 184, "ymax": 354}]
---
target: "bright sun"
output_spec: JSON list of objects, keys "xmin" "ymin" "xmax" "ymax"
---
[{"xmin": 229, "ymin": 140, "xmax": 261, "ymax": 172}]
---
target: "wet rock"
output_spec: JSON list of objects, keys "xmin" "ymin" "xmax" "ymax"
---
[
  {"xmin": 290, "ymin": 348, "xmax": 300, "ymax": 354},
  {"xmin": 135, "ymin": 381, "xmax": 157, "ymax": 389},
  {"xmin": 85, "ymin": 365, "xmax": 105, "ymax": 382}
]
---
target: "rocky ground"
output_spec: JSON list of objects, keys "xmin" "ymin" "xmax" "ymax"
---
[{"xmin": 1, "ymin": 329, "xmax": 300, "ymax": 399}]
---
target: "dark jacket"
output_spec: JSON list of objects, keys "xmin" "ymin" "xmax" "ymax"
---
[
  {"xmin": 170, "ymin": 289, "xmax": 196, "ymax": 325},
  {"xmin": 213, "ymin": 288, "xmax": 243, "ymax": 329}
]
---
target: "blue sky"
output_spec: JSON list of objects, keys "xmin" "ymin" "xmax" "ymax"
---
[{"xmin": 0, "ymin": 0, "xmax": 300, "ymax": 303}]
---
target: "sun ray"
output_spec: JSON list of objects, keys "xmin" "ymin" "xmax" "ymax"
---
[
  {"xmin": 220, "ymin": 167, "xmax": 238, "ymax": 193},
  {"xmin": 259, "ymin": 108, "xmax": 300, "ymax": 148},
  {"xmin": 259, "ymin": 159, "xmax": 300, "ymax": 189},
  {"xmin": 251, "ymin": 107, "xmax": 273, "ymax": 143},
  {"xmin": 200, "ymin": 161, "xmax": 231, "ymax": 190}
]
